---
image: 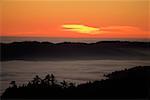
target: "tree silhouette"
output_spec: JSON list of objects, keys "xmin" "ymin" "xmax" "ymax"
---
[
  {"xmin": 44, "ymin": 74, "xmax": 51, "ymax": 85},
  {"xmin": 27, "ymin": 82, "xmax": 32, "ymax": 87},
  {"xmin": 60, "ymin": 80, "xmax": 68, "ymax": 88},
  {"xmin": 10, "ymin": 81, "xmax": 17, "ymax": 88},
  {"xmin": 50, "ymin": 74, "xmax": 56, "ymax": 86},
  {"xmin": 69, "ymin": 82, "xmax": 75, "ymax": 88},
  {"xmin": 32, "ymin": 75, "xmax": 41, "ymax": 85}
]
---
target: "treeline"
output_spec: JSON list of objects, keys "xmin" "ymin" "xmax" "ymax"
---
[
  {"xmin": 1, "ymin": 41, "xmax": 150, "ymax": 61},
  {"xmin": 1, "ymin": 66, "xmax": 150, "ymax": 99}
]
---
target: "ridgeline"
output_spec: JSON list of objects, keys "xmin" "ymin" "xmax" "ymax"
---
[{"xmin": 1, "ymin": 41, "xmax": 150, "ymax": 61}]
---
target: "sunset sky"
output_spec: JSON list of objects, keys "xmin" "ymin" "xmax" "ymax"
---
[{"xmin": 1, "ymin": 0, "xmax": 150, "ymax": 39}]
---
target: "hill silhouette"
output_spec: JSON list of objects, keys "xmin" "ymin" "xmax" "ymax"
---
[
  {"xmin": 1, "ymin": 41, "xmax": 150, "ymax": 61},
  {"xmin": 1, "ymin": 66, "xmax": 150, "ymax": 99}
]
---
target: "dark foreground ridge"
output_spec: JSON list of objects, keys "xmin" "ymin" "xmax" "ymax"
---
[
  {"xmin": 1, "ymin": 41, "xmax": 150, "ymax": 61},
  {"xmin": 1, "ymin": 66, "xmax": 150, "ymax": 99}
]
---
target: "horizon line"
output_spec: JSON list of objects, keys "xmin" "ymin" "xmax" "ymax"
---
[{"xmin": 0, "ymin": 36, "xmax": 150, "ymax": 40}]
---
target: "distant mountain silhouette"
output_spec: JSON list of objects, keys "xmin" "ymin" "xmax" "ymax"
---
[
  {"xmin": 1, "ymin": 66, "xmax": 150, "ymax": 99},
  {"xmin": 1, "ymin": 41, "xmax": 150, "ymax": 61}
]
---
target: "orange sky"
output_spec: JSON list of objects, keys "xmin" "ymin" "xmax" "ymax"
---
[{"xmin": 1, "ymin": 0, "xmax": 150, "ymax": 39}]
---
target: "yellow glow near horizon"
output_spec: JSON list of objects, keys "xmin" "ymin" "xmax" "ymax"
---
[{"xmin": 62, "ymin": 24, "xmax": 100, "ymax": 34}]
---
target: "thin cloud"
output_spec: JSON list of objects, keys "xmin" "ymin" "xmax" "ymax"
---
[
  {"xmin": 100, "ymin": 26, "xmax": 141, "ymax": 32},
  {"xmin": 62, "ymin": 24, "xmax": 100, "ymax": 34},
  {"xmin": 61, "ymin": 24, "xmax": 148, "ymax": 38}
]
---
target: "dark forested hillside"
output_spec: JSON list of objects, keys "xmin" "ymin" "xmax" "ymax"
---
[
  {"xmin": 1, "ymin": 41, "xmax": 150, "ymax": 61},
  {"xmin": 1, "ymin": 66, "xmax": 150, "ymax": 99}
]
